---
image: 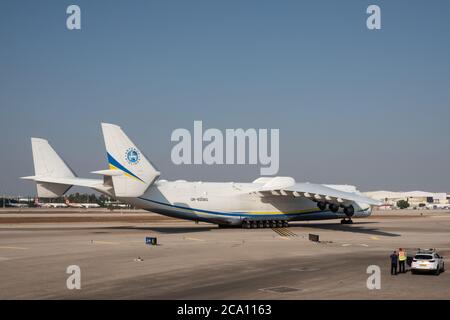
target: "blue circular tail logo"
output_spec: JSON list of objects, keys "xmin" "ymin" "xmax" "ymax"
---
[{"xmin": 125, "ymin": 148, "xmax": 141, "ymax": 165}]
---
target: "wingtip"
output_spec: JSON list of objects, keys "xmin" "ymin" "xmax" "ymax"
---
[
  {"xmin": 101, "ymin": 122, "xmax": 121, "ymax": 129},
  {"xmin": 31, "ymin": 137, "xmax": 48, "ymax": 143},
  {"xmin": 21, "ymin": 175, "xmax": 37, "ymax": 180}
]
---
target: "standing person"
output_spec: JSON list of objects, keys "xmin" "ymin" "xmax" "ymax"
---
[
  {"xmin": 398, "ymin": 248, "xmax": 407, "ymax": 273},
  {"xmin": 390, "ymin": 250, "xmax": 398, "ymax": 275}
]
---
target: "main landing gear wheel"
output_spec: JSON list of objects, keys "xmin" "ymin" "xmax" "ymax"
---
[
  {"xmin": 241, "ymin": 219, "xmax": 290, "ymax": 228},
  {"xmin": 243, "ymin": 220, "xmax": 251, "ymax": 229}
]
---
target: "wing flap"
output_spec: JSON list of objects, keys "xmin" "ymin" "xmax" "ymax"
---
[
  {"xmin": 250, "ymin": 177, "xmax": 381, "ymax": 206},
  {"xmin": 285, "ymin": 183, "xmax": 381, "ymax": 206}
]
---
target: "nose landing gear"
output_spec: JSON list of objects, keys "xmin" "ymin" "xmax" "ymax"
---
[{"xmin": 341, "ymin": 205, "xmax": 355, "ymax": 224}]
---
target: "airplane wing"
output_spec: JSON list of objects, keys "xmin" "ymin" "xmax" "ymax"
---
[
  {"xmin": 250, "ymin": 177, "xmax": 381, "ymax": 206},
  {"xmin": 285, "ymin": 183, "xmax": 381, "ymax": 206}
]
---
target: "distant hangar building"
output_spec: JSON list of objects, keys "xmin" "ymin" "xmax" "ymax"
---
[{"xmin": 364, "ymin": 191, "xmax": 449, "ymax": 208}]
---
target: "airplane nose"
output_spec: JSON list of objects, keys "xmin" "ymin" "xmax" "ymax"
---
[{"xmin": 354, "ymin": 202, "xmax": 372, "ymax": 217}]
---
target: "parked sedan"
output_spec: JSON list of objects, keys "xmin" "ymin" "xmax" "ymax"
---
[{"xmin": 411, "ymin": 250, "xmax": 445, "ymax": 275}]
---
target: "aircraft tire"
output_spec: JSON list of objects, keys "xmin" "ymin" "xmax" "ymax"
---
[{"xmin": 243, "ymin": 221, "xmax": 251, "ymax": 229}]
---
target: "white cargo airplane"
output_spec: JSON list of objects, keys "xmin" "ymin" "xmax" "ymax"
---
[
  {"xmin": 64, "ymin": 199, "xmax": 100, "ymax": 209},
  {"xmin": 22, "ymin": 123, "xmax": 381, "ymax": 228},
  {"xmin": 34, "ymin": 198, "xmax": 67, "ymax": 208}
]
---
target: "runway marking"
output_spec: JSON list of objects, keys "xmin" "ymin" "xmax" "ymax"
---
[
  {"xmin": 290, "ymin": 267, "xmax": 319, "ymax": 272},
  {"xmin": 184, "ymin": 237, "xmax": 205, "ymax": 242},
  {"xmin": 260, "ymin": 286, "xmax": 302, "ymax": 294},
  {"xmin": 92, "ymin": 241, "xmax": 119, "ymax": 245},
  {"xmin": 0, "ymin": 257, "xmax": 12, "ymax": 261},
  {"xmin": 360, "ymin": 244, "xmax": 369, "ymax": 247},
  {"xmin": 341, "ymin": 243, "xmax": 351, "ymax": 247},
  {"xmin": 0, "ymin": 246, "xmax": 29, "ymax": 250},
  {"xmin": 370, "ymin": 236, "xmax": 380, "ymax": 240},
  {"xmin": 272, "ymin": 228, "xmax": 298, "ymax": 237}
]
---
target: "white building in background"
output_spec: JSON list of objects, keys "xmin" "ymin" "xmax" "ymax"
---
[{"xmin": 364, "ymin": 191, "xmax": 449, "ymax": 209}]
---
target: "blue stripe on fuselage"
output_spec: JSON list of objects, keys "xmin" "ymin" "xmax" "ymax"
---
[{"xmin": 138, "ymin": 197, "xmax": 321, "ymax": 218}]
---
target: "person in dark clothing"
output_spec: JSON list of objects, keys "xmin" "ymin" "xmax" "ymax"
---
[{"xmin": 390, "ymin": 251, "xmax": 398, "ymax": 275}]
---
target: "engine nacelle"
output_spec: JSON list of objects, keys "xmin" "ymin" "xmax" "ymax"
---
[
  {"xmin": 317, "ymin": 201, "xmax": 327, "ymax": 211},
  {"xmin": 329, "ymin": 203, "xmax": 340, "ymax": 213},
  {"xmin": 343, "ymin": 205, "xmax": 355, "ymax": 217}
]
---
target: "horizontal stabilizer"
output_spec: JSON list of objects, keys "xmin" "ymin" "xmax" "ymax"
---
[
  {"xmin": 91, "ymin": 169, "xmax": 124, "ymax": 177},
  {"xmin": 37, "ymin": 182, "xmax": 72, "ymax": 198}
]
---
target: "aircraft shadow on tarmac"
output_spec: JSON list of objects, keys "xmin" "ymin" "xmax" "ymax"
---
[
  {"xmin": 99, "ymin": 221, "xmax": 400, "ymax": 237},
  {"xmin": 292, "ymin": 221, "xmax": 400, "ymax": 237},
  {"xmin": 102, "ymin": 225, "xmax": 216, "ymax": 234}
]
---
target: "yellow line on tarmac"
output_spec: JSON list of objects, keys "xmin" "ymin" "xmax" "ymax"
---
[
  {"xmin": 370, "ymin": 236, "xmax": 380, "ymax": 240},
  {"xmin": 272, "ymin": 228, "xmax": 297, "ymax": 237},
  {"xmin": 286, "ymin": 229, "xmax": 298, "ymax": 237},
  {"xmin": 92, "ymin": 241, "xmax": 119, "ymax": 245},
  {"xmin": 185, "ymin": 237, "xmax": 205, "ymax": 242},
  {"xmin": 0, "ymin": 246, "xmax": 29, "ymax": 250},
  {"xmin": 284, "ymin": 228, "xmax": 296, "ymax": 236},
  {"xmin": 272, "ymin": 228, "xmax": 284, "ymax": 236}
]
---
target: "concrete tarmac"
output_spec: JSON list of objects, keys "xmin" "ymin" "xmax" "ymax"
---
[{"xmin": 0, "ymin": 209, "xmax": 449, "ymax": 299}]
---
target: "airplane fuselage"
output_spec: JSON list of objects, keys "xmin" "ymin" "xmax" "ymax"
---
[
  {"xmin": 119, "ymin": 180, "xmax": 372, "ymax": 226},
  {"xmin": 24, "ymin": 123, "xmax": 379, "ymax": 228}
]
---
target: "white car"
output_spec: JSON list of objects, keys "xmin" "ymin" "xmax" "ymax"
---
[{"xmin": 411, "ymin": 249, "xmax": 445, "ymax": 275}]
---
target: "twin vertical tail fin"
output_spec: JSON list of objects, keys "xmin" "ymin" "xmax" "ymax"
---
[
  {"xmin": 25, "ymin": 138, "xmax": 76, "ymax": 197},
  {"xmin": 22, "ymin": 124, "xmax": 159, "ymax": 198},
  {"xmin": 101, "ymin": 123, "xmax": 160, "ymax": 197}
]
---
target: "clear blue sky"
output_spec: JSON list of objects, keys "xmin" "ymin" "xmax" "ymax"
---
[{"xmin": 1, "ymin": 0, "xmax": 450, "ymax": 196}]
